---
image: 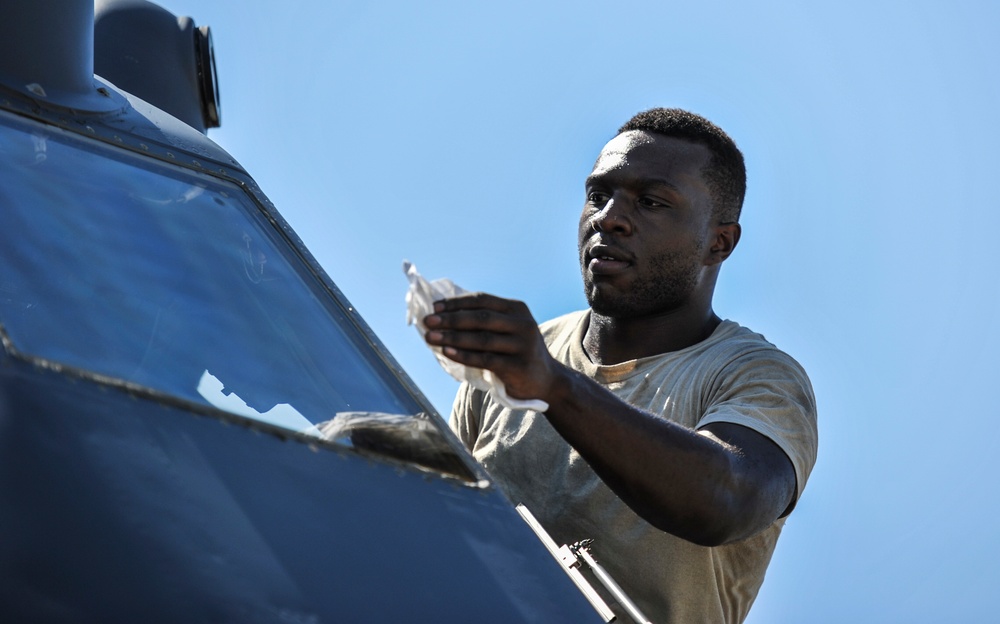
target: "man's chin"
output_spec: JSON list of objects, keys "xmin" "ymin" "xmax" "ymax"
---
[
  {"xmin": 590, "ymin": 301, "xmax": 636, "ymax": 318},
  {"xmin": 586, "ymin": 287, "xmax": 687, "ymax": 320},
  {"xmin": 586, "ymin": 291, "xmax": 638, "ymax": 318}
]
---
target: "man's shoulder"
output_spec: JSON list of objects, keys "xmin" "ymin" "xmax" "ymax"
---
[
  {"xmin": 708, "ymin": 320, "xmax": 808, "ymax": 372},
  {"xmin": 701, "ymin": 321, "xmax": 815, "ymax": 423}
]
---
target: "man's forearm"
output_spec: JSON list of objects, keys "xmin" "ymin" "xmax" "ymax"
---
[{"xmin": 543, "ymin": 364, "xmax": 794, "ymax": 546}]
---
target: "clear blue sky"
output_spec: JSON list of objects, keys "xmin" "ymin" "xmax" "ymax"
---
[{"xmin": 162, "ymin": 1, "xmax": 1000, "ymax": 620}]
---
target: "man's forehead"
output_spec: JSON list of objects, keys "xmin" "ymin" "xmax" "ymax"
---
[
  {"xmin": 592, "ymin": 131, "xmax": 655, "ymax": 171},
  {"xmin": 591, "ymin": 130, "xmax": 709, "ymax": 177}
]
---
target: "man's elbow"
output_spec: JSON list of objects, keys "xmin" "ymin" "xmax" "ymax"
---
[
  {"xmin": 670, "ymin": 500, "xmax": 755, "ymax": 547},
  {"xmin": 644, "ymin": 481, "xmax": 785, "ymax": 547},
  {"xmin": 694, "ymin": 482, "xmax": 792, "ymax": 546},
  {"xmin": 634, "ymin": 495, "xmax": 741, "ymax": 547}
]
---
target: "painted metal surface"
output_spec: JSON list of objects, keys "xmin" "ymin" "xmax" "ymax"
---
[
  {"xmin": 0, "ymin": 2, "xmax": 605, "ymax": 621},
  {"xmin": 0, "ymin": 351, "xmax": 599, "ymax": 622}
]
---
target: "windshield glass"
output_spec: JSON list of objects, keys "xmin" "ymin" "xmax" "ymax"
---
[{"xmin": 0, "ymin": 115, "xmax": 450, "ymax": 463}]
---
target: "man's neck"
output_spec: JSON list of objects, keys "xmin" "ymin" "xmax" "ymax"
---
[{"xmin": 583, "ymin": 306, "xmax": 722, "ymax": 365}]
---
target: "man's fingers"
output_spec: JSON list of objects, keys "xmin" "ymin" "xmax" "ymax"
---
[
  {"xmin": 425, "ymin": 309, "xmax": 509, "ymax": 332},
  {"xmin": 436, "ymin": 345, "xmax": 510, "ymax": 372},
  {"xmin": 432, "ymin": 292, "xmax": 526, "ymax": 315},
  {"xmin": 425, "ymin": 306, "xmax": 531, "ymax": 332},
  {"xmin": 425, "ymin": 329, "xmax": 523, "ymax": 355}
]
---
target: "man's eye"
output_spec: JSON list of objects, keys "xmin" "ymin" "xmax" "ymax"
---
[
  {"xmin": 638, "ymin": 197, "xmax": 666, "ymax": 208},
  {"xmin": 588, "ymin": 192, "xmax": 609, "ymax": 204}
]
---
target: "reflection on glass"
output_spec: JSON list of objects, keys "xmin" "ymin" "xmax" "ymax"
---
[
  {"xmin": 0, "ymin": 115, "xmax": 435, "ymax": 451},
  {"xmin": 196, "ymin": 369, "xmax": 319, "ymax": 435}
]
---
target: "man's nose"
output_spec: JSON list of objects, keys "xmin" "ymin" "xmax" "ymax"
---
[{"xmin": 593, "ymin": 195, "xmax": 632, "ymax": 235}]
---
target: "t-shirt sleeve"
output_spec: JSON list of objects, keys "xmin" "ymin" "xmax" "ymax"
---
[{"xmin": 697, "ymin": 347, "xmax": 819, "ymax": 509}]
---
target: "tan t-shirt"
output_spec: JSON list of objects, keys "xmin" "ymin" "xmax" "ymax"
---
[{"xmin": 450, "ymin": 311, "xmax": 818, "ymax": 624}]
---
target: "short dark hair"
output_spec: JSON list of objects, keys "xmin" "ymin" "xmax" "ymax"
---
[{"xmin": 618, "ymin": 108, "xmax": 746, "ymax": 223}]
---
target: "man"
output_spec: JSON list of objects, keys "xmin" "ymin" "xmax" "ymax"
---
[{"xmin": 423, "ymin": 108, "xmax": 818, "ymax": 624}]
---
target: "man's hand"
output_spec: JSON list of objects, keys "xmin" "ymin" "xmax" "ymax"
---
[{"xmin": 423, "ymin": 293, "xmax": 560, "ymax": 404}]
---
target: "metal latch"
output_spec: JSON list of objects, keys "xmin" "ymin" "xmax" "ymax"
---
[{"xmin": 517, "ymin": 505, "xmax": 653, "ymax": 624}]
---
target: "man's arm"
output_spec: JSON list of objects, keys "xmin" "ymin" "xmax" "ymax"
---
[{"xmin": 424, "ymin": 293, "xmax": 796, "ymax": 547}]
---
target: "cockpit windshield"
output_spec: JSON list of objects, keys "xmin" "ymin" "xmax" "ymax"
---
[{"xmin": 0, "ymin": 113, "xmax": 464, "ymax": 475}]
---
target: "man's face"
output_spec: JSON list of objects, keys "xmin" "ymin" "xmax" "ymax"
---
[{"xmin": 578, "ymin": 130, "xmax": 717, "ymax": 319}]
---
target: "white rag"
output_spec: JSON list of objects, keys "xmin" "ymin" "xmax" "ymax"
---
[{"xmin": 404, "ymin": 261, "xmax": 549, "ymax": 412}]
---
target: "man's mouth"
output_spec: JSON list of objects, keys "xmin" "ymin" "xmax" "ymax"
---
[{"xmin": 587, "ymin": 244, "xmax": 633, "ymax": 275}]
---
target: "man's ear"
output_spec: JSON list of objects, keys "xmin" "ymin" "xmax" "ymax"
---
[{"xmin": 706, "ymin": 222, "xmax": 741, "ymax": 265}]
